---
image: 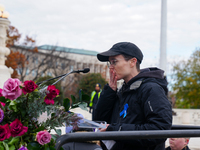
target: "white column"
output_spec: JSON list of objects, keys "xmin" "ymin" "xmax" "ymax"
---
[
  {"xmin": 0, "ymin": 18, "xmax": 13, "ymax": 88},
  {"xmin": 159, "ymin": 0, "xmax": 167, "ymax": 74}
]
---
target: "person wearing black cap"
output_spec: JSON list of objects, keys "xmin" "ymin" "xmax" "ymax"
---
[
  {"xmin": 89, "ymin": 83, "xmax": 102, "ymax": 120},
  {"xmin": 94, "ymin": 42, "xmax": 172, "ymax": 150}
]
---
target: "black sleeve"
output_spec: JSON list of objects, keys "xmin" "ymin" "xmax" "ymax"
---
[{"xmin": 93, "ymin": 84, "xmax": 117, "ymax": 123}]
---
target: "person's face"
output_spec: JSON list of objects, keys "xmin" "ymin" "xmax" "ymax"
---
[
  {"xmin": 169, "ymin": 138, "xmax": 188, "ymax": 150},
  {"xmin": 108, "ymin": 55, "xmax": 135, "ymax": 82},
  {"xmin": 95, "ymin": 86, "xmax": 100, "ymax": 91}
]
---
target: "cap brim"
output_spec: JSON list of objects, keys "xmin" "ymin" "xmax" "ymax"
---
[{"xmin": 97, "ymin": 50, "xmax": 121, "ymax": 62}]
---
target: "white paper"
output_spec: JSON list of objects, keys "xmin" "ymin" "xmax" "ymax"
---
[
  {"xmin": 95, "ymin": 128, "xmax": 116, "ymax": 150},
  {"xmin": 78, "ymin": 118, "xmax": 106, "ymax": 129},
  {"xmin": 102, "ymin": 140, "xmax": 116, "ymax": 150}
]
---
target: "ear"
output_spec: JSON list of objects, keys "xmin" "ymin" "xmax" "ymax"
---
[
  {"xmin": 185, "ymin": 138, "xmax": 189, "ymax": 145},
  {"xmin": 129, "ymin": 58, "xmax": 137, "ymax": 68}
]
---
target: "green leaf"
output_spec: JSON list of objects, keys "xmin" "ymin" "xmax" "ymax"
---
[
  {"xmin": 71, "ymin": 102, "xmax": 81, "ymax": 108},
  {"xmin": 33, "ymin": 125, "xmax": 45, "ymax": 132},
  {"xmin": 0, "ymin": 96, "xmax": 7, "ymax": 103},
  {"xmin": 49, "ymin": 147, "xmax": 56, "ymax": 150},
  {"xmin": 51, "ymin": 113, "xmax": 56, "ymax": 117},
  {"xmin": 44, "ymin": 144, "xmax": 50, "ymax": 150},
  {"xmin": 79, "ymin": 89, "xmax": 82, "ymax": 102},
  {"xmin": 27, "ymin": 141, "xmax": 41, "ymax": 150},
  {"xmin": 8, "ymin": 136, "xmax": 19, "ymax": 145},
  {"xmin": 63, "ymin": 98, "xmax": 70, "ymax": 112},
  {"xmin": 54, "ymin": 129, "xmax": 61, "ymax": 136},
  {"xmin": 21, "ymin": 109, "xmax": 26, "ymax": 117},
  {"xmin": 8, "ymin": 145, "xmax": 15, "ymax": 150},
  {"xmin": 82, "ymin": 94, "xmax": 90, "ymax": 101},
  {"xmin": 71, "ymin": 95, "xmax": 76, "ymax": 103},
  {"xmin": 9, "ymin": 100, "xmax": 18, "ymax": 112},
  {"xmin": 0, "ymin": 144, "xmax": 4, "ymax": 150},
  {"xmin": 51, "ymin": 134, "xmax": 58, "ymax": 141},
  {"xmin": 78, "ymin": 102, "xmax": 88, "ymax": 111},
  {"xmin": 2, "ymin": 142, "xmax": 9, "ymax": 150}
]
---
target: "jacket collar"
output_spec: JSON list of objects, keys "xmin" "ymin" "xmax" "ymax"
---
[
  {"xmin": 118, "ymin": 79, "xmax": 143, "ymax": 93},
  {"xmin": 130, "ymin": 80, "xmax": 143, "ymax": 90}
]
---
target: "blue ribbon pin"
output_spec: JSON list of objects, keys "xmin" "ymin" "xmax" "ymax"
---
[{"xmin": 120, "ymin": 103, "xmax": 129, "ymax": 118}]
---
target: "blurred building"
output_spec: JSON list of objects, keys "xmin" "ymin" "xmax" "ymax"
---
[{"xmin": 10, "ymin": 45, "xmax": 109, "ymax": 97}]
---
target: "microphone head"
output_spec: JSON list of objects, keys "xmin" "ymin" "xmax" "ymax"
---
[{"xmin": 83, "ymin": 68, "xmax": 90, "ymax": 73}]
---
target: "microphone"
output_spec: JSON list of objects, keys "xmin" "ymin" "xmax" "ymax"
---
[
  {"xmin": 73, "ymin": 68, "xmax": 90, "ymax": 73},
  {"xmin": 36, "ymin": 68, "xmax": 90, "ymax": 85}
]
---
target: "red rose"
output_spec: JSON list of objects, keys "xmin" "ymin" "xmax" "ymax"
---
[
  {"xmin": 44, "ymin": 97, "xmax": 55, "ymax": 105},
  {"xmin": 22, "ymin": 80, "xmax": 38, "ymax": 95},
  {"xmin": 10, "ymin": 119, "xmax": 28, "ymax": 137},
  {"xmin": 46, "ymin": 85, "xmax": 59, "ymax": 99},
  {"xmin": 0, "ymin": 124, "xmax": 11, "ymax": 141}
]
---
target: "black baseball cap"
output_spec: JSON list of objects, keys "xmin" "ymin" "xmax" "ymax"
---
[{"xmin": 97, "ymin": 42, "xmax": 143, "ymax": 64}]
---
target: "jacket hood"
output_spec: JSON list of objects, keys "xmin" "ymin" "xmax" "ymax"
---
[{"xmin": 126, "ymin": 67, "xmax": 168, "ymax": 95}]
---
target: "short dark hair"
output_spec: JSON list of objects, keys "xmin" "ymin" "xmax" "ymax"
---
[{"xmin": 122, "ymin": 54, "xmax": 140, "ymax": 72}]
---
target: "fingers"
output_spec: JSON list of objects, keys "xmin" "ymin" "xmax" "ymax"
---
[
  {"xmin": 100, "ymin": 124, "xmax": 109, "ymax": 132},
  {"xmin": 100, "ymin": 128, "xmax": 107, "ymax": 132},
  {"xmin": 109, "ymin": 69, "xmax": 117, "ymax": 91}
]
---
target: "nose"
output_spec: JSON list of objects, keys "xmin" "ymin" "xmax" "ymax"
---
[{"xmin": 109, "ymin": 65, "xmax": 114, "ymax": 69}]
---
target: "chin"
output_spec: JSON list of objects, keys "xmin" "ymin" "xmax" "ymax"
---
[{"xmin": 116, "ymin": 76, "xmax": 122, "ymax": 81}]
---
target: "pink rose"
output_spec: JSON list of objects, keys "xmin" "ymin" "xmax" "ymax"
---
[
  {"xmin": 36, "ymin": 130, "xmax": 51, "ymax": 145},
  {"xmin": 2, "ymin": 78, "xmax": 22, "ymax": 100},
  {"xmin": 22, "ymin": 80, "xmax": 38, "ymax": 95},
  {"xmin": 0, "ymin": 124, "xmax": 11, "ymax": 141},
  {"xmin": 46, "ymin": 85, "xmax": 59, "ymax": 99},
  {"xmin": 10, "ymin": 119, "xmax": 28, "ymax": 137},
  {"xmin": 0, "ymin": 88, "xmax": 3, "ymax": 97},
  {"xmin": 44, "ymin": 97, "xmax": 55, "ymax": 105}
]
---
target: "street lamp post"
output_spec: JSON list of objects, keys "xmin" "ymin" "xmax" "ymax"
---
[
  {"xmin": 0, "ymin": 4, "xmax": 13, "ymax": 88},
  {"xmin": 159, "ymin": 0, "xmax": 167, "ymax": 74}
]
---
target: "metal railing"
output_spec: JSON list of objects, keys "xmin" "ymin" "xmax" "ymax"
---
[{"xmin": 55, "ymin": 125, "xmax": 200, "ymax": 150}]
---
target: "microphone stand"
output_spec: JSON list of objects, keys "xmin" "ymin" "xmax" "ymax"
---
[
  {"xmin": 38, "ymin": 68, "xmax": 90, "ymax": 93},
  {"xmin": 39, "ymin": 70, "xmax": 74, "ymax": 93},
  {"xmin": 52, "ymin": 70, "xmax": 74, "ymax": 85},
  {"xmin": 36, "ymin": 71, "xmax": 75, "ymax": 85}
]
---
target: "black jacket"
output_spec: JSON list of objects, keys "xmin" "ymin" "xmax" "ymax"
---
[
  {"xmin": 94, "ymin": 68, "xmax": 172, "ymax": 150},
  {"xmin": 165, "ymin": 146, "xmax": 190, "ymax": 150}
]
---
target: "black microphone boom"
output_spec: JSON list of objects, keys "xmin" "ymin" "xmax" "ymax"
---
[
  {"xmin": 36, "ymin": 68, "xmax": 90, "ymax": 85},
  {"xmin": 73, "ymin": 68, "xmax": 90, "ymax": 73}
]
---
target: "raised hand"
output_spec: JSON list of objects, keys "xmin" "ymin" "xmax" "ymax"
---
[{"xmin": 109, "ymin": 68, "xmax": 117, "ymax": 91}]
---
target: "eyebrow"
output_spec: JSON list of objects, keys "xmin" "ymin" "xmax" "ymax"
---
[{"xmin": 109, "ymin": 57, "xmax": 119, "ymax": 61}]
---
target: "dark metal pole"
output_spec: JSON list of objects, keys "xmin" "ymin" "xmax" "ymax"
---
[
  {"xmin": 55, "ymin": 130, "xmax": 200, "ymax": 150},
  {"xmin": 171, "ymin": 125, "xmax": 200, "ymax": 129}
]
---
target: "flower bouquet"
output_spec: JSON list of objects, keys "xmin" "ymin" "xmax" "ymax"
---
[{"xmin": 0, "ymin": 78, "xmax": 81, "ymax": 150}]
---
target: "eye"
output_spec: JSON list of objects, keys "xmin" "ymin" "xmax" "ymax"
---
[{"xmin": 113, "ymin": 60, "xmax": 117, "ymax": 65}]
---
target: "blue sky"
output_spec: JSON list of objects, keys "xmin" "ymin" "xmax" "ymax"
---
[{"xmin": 1, "ymin": 0, "xmax": 200, "ymax": 75}]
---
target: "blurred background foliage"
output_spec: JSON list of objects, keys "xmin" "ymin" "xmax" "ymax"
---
[
  {"xmin": 78, "ymin": 73, "xmax": 107, "ymax": 105},
  {"xmin": 171, "ymin": 48, "xmax": 200, "ymax": 108}
]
